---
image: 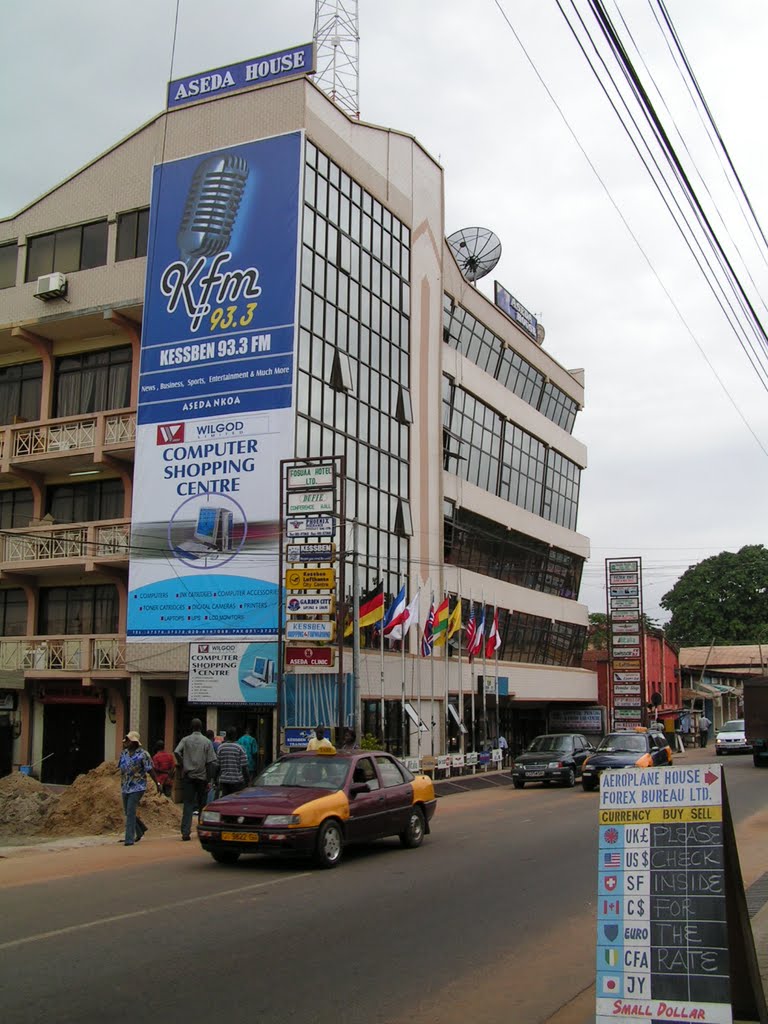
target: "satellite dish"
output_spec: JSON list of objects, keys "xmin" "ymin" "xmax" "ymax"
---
[
  {"xmin": 447, "ymin": 227, "xmax": 502, "ymax": 283},
  {"xmin": 535, "ymin": 323, "xmax": 546, "ymax": 346}
]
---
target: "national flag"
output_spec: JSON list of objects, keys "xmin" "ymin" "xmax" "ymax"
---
[
  {"xmin": 603, "ymin": 852, "xmax": 620, "ymax": 868},
  {"xmin": 447, "ymin": 601, "xmax": 462, "ymax": 639},
  {"xmin": 602, "ymin": 924, "xmax": 619, "ymax": 941},
  {"xmin": 421, "ymin": 602, "xmax": 435, "ymax": 656},
  {"xmin": 603, "ymin": 827, "xmax": 619, "ymax": 845},
  {"xmin": 431, "ymin": 598, "xmax": 450, "ymax": 647},
  {"xmin": 603, "ymin": 875, "xmax": 618, "ymax": 892},
  {"xmin": 382, "ymin": 584, "xmax": 406, "ymax": 636},
  {"xmin": 344, "ymin": 580, "xmax": 384, "ymax": 636},
  {"xmin": 388, "ymin": 591, "xmax": 420, "ymax": 641},
  {"xmin": 603, "ymin": 949, "xmax": 619, "ymax": 967},
  {"xmin": 600, "ymin": 976, "xmax": 621, "ymax": 996},
  {"xmin": 601, "ymin": 900, "xmax": 620, "ymax": 916},
  {"xmin": 470, "ymin": 607, "xmax": 486, "ymax": 657},
  {"xmin": 465, "ymin": 607, "xmax": 477, "ymax": 653},
  {"xmin": 485, "ymin": 608, "xmax": 501, "ymax": 658}
]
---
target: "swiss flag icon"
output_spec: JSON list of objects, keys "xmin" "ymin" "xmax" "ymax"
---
[{"xmin": 603, "ymin": 875, "xmax": 618, "ymax": 892}]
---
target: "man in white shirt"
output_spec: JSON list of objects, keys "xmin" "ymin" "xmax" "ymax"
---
[
  {"xmin": 307, "ymin": 725, "xmax": 333, "ymax": 751},
  {"xmin": 698, "ymin": 714, "xmax": 712, "ymax": 748}
]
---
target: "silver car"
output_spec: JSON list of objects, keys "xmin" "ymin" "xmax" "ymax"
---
[{"xmin": 715, "ymin": 719, "xmax": 752, "ymax": 755}]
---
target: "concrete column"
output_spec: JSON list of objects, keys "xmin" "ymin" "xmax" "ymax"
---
[{"xmin": 129, "ymin": 674, "xmax": 142, "ymax": 733}]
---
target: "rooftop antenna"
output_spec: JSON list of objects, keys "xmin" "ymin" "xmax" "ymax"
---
[
  {"xmin": 313, "ymin": 0, "xmax": 360, "ymax": 119},
  {"xmin": 447, "ymin": 227, "xmax": 502, "ymax": 284}
]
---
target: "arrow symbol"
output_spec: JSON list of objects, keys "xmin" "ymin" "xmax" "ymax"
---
[{"xmin": 704, "ymin": 770, "xmax": 718, "ymax": 785}]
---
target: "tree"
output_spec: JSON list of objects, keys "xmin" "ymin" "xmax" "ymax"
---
[
  {"xmin": 660, "ymin": 544, "xmax": 768, "ymax": 647},
  {"xmin": 588, "ymin": 612, "xmax": 660, "ymax": 650}
]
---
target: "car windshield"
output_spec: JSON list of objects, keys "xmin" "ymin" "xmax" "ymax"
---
[
  {"xmin": 525, "ymin": 735, "xmax": 571, "ymax": 753},
  {"xmin": 254, "ymin": 756, "xmax": 350, "ymax": 790},
  {"xmin": 719, "ymin": 720, "xmax": 744, "ymax": 732},
  {"xmin": 596, "ymin": 734, "xmax": 647, "ymax": 753}
]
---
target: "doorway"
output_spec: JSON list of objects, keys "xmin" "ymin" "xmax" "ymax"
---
[
  {"xmin": 41, "ymin": 703, "xmax": 105, "ymax": 784},
  {"xmin": 217, "ymin": 709, "xmax": 274, "ymax": 773}
]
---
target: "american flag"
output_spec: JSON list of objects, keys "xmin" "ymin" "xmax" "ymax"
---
[
  {"xmin": 465, "ymin": 608, "xmax": 477, "ymax": 654},
  {"xmin": 604, "ymin": 852, "xmax": 621, "ymax": 868},
  {"xmin": 421, "ymin": 602, "xmax": 435, "ymax": 657}
]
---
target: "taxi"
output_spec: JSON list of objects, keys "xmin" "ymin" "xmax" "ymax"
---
[
  {"xmin": 581, "ymin": 727, "xmax": 672, "ymax": 791},
  {"xmin": 197, "ymin": 747, "xmax": 437, "ymax": 868}
]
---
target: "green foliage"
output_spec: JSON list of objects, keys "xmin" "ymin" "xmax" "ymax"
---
[
  {"xmin": 660, "ymin": 544, "xmax": 768, "ymax": 646},
  {"xmin": 588, "ymin": 612, "xmax": 659, "ymax": 649},
  {"xmin": 359, "ymin": 733, "xmax": 381, "ymax": 751}
]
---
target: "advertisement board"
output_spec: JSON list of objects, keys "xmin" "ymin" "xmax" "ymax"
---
[
  {"xmin": 548, "ymin": 708, "xmax": 604, "ymax": 734},
  {"xmin": 167, "ymin": 44, "xmax": 314, "ymax": 109},
  {"xmin": 188, "ymin": 641, "xmax": 279, "ymax": 705},
  {"xmin": 127, "ymin": 132, "xmax": 303, "ymax": 640}
]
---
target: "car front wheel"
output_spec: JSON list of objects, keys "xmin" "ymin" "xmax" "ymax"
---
[
  {"xmin": 563, "ymin": 768, "xmax": 576, "ymax": 788},
  {"xmin": 582, "ymin": 778, "xmax": 598, "ymax": 792},
  {"xmin": 399, "ymin": 806, "xmax": 426, "ymax": 848},
  {"xmin": 512, "ymin": 778, "xmax": 525, "ymax": 789},
  {"xmin": 211, "ymin": 850, "xmax": 240, "ymax": 865},
  {"xmin": 315, "ymin": 819, "xmax": 343, "ymax": 868}
]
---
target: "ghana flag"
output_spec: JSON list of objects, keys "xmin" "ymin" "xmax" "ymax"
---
[{"xmin": 432, "ymin": 597, "xmax": 450, "ymax": 647}]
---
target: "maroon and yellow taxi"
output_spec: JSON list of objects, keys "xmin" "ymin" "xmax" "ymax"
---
[{"xmin": 197, "ymin": 748, "xmax": 437, "ymax": 868}]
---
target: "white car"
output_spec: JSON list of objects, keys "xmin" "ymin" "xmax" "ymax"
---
[{"xmin": 715, "ymin": 719, "xmax": 751, "ymax": 755}]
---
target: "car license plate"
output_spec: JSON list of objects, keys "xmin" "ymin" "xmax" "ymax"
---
[
  {"xmin": 221, "ymin": 831, "xmax": 259, "ymax": 843},
  {"xmin": 526, "ymin": 770, "xmax": 545, "ymax": 778}
]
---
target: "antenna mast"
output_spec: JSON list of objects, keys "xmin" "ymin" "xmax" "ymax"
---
[{"xmin": 313, "ymin": 0, "xmax": 360, "ymax": 119}]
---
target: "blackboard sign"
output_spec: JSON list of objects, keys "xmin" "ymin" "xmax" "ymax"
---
[{"xmin": 596, "ymin": 764, "xmax": 734, "ymax": 1022}]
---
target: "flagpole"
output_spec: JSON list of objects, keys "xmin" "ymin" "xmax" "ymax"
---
[
  {"xmin": 458, "ymin": 597, "xmax": 464, "ymax": 757},
  {"xmin": 401, "ymin": 579, "xmax": 406, "ymax": 759},
  {"xmin": 482, "ymin": 596, "xmax": 488, "ymax": 754},
  {"xmin": 443, "ymin": 596, "xmax": 449, "ymax": 756},
  {"xmin": 380, "ymin": 565, "xmax": 386, "ymax": 749},
  {"xmin": 430, "ymin": 591, "xmax": 436, "ymax": 755},
  {"xmin": 494, "ymin": 608, "xmax": 500, "ymax": 749},
  {"xmin": 469, "ymin": 597, "xmax": 476, "ymax": 754},
  {"xmin": 417, "ymin": 581, "xmax": 426, "ymax": 760}
]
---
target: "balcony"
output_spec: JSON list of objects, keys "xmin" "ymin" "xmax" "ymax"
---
[
  {"xmin": 0, "ymin": 409, "xmax": 136, "ymax": 478},
  {"xmin": 0, "ymin": 635, "xmax": 128, "ymax": 676},
  {"xmin": 0, "ymin": 519, "xmax": 130, "ymax": 576}
]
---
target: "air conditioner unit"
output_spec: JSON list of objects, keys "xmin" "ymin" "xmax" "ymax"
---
[{"xmin": 34, "ymin": 272, "xmax": 67, "ymax": 301}]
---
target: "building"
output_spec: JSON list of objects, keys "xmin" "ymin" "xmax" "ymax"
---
[
  {"xmin": 0, "ymin": 53, "xmax": 595, "ymax": 781},
  {"xmin": 678, "ymin": 645, "xmax": 761, "ymax": 729}
]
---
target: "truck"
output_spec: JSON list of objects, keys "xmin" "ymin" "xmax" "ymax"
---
[{"xmin": 743, "ymin": 675, "xmax": 768, "ymax": 767}]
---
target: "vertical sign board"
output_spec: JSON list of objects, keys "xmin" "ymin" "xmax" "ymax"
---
[
  {"xmin": 606, "ymin": 558, "xmax": 645, "ymax": 730},
  {"xmin": 127, "ymin": 132, "xmax": 303, "ymax": 640},
  {"xmin": 596, "ymin": 764, "xmax": 733, "ymax": 1023}
]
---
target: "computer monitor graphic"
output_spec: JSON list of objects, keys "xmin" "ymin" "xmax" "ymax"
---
[
  {"xmin": 175, "ymin": 507, "xmax": 233, "ymax": 558},
  {"xmin": 242, "ymin": 655, "xmax": 274, "ymax": 688}
]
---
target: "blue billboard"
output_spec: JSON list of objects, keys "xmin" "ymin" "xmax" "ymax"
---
[{"xmin": 128, "ymin": 132, "xmax": 303, "ymax": 640}]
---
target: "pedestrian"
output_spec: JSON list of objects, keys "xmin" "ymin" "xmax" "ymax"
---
[
  {"xmin": 236, "ymin": 725, "xmax": 259, "ymax": 782},
  {"xmin": 119, "ymin": 731, "xmax": 159, "ymax": 847},
  {"xmin": 498, "ymin": 733, "xmax": 509, "ymax": 765},
  {"xmin": 174, "ymin": 719, "xmax": 217, "ymax": 841},
  {"xmin": 340, "ymin": 727, "xmax": 358, "ymax": 751},
  {"xmin": 307, "ymin": 725, "xmax": 333, "ymax": 751},
  {"xmin": 217, "ymin": 726, "xmax": 250, "ymax": 795},
  {"xmin": 152, "ymin": 739, "xmax": 176, "ymax": 798},
  {"xmin": 206, "ymin": 728, "xmax": 221, "ymax": 753},
  {"xmin": 699, "ymin": 714, "xmax": 712, "ymax": 748}
]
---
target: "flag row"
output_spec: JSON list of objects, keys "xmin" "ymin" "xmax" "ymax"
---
[{"xmin": 346, "ymin": 582, "xmax": 503, "ymax": 659}]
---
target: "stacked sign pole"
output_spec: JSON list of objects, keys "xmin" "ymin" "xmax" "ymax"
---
[{"xmin": 605, "ymin": 557, "xmax": 645, "ymax": 731}]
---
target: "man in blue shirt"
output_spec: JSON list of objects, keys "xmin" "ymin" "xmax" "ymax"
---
[
  {"xmin": 118, "ymin": 731, "xmax": 159, "ymax": 847},
  {"xmin": 237, "ymin": 726, "xmax": 259, "ymax": 782}
]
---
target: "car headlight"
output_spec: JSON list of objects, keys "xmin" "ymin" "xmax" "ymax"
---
[
  {"xmin": 548, "ymin": 761, "xmax": 564, "ymax": 769},
  {"xmin": 263, "ymin": 814, "xmax": 301, "ymax": 826},
  {"xmin": 583, "ymin": 765, "xmax": 594, "ymax": 773},
  {"xmin": 201, "ymin": 810, "xmax": 221, "ymax": 823}
]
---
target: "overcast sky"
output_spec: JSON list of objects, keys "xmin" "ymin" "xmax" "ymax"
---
[{"xmin": 2, "ymin": 0, "xmax": 767, "ymax": 621}]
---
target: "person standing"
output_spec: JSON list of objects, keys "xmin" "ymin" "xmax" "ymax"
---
[
  {"xmin": 699, "ymin": 714, "xmax": 712, "ymax": 748},
  {"xmin": 340, "ymin": 728, "xmax": 358, "ymax": 752},
  {"xmin": 307, "ymin": 725, "xmax": 333, "ymax": 751},
  {"xmin": 236, "ymin": 725, "xmax": 259, "ymax": 782},
  {"xmin": 152, "ymin": 739, "xmax": 176, "ymax": 798},
  {"xmin": 174, "ymin": 719, "xmax": 217, "ymax": 841},
  {"xmin": 217, "ymin": 726, "xmax": 250, "ymax": 795},
  {"xmin": 119, "ymin": 731, "xmax": 159, "ymax": 847},
  {"xmin": 498, "ymin": 733, "xmax": 509, "ymax": 766}
]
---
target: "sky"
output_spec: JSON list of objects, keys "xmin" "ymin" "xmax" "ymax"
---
[{"xmin": 2, "ymin": 0, "xmax": 767, "ymax": 622}]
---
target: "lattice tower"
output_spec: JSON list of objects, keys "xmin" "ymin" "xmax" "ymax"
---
[{"xmin": 313, "ymin": 0, "xmax": 360, "ymax": 118}]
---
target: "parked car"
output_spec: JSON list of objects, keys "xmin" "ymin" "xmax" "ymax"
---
[
  {"xmin": 581, "ymin": 729, "xmax": 672, "ymax": 791},
  {"xmin": 197, "ymin": 749, "xmax": 436, "ymax": 868},
  {"xmin": 511, "ymin": 733, "xmax": 595, "ymax": 788},
  {"xmin": 715, "ymin": 719, "xmax": 752, "ymax": 755}
]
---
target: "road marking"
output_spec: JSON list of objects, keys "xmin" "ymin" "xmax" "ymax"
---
[{"xmin": 0, "ymin": 872, "xmax": 311, "ymax": 952}]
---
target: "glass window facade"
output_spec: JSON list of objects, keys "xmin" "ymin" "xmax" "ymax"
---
[
  {"xmin": 444, "ymin": 504, "xmax": 583, "ymax": 599},
  {"xmin": 38, "ymin": 584, "xmax": 119, "ymax": 635},
  {"xmin": 0, "ymin": 242, "xmax": 17, "ymax": 289},
  {"xmin": 0, "ymin": 589, "xmax": 26, "ymax": 636},
  {"xmin": 0, "ymin": 489, "xmax": 34, "ymax": 529},
  {"xmin": 54, "ymin": 346, "xmax": 132, "ymax": 418},
  {"xmin": 443, "ymin": 294, "xmax": 578, "ymax": 433},
  {"xmin": 297, "ymin": 141, "xmax": 411, "ymax": 598},
  {"xmin": 47, "ymin": 479, "xmax": 125, "ymax": 524},
  {"xmin": 26, "ymin": 221, "xmax": 108, "ymax": 281},
  {"xmin": 0, "ymin": 362, "xmax": 42, "ymax": 424},
  {"xmin": 456, "ymin": 599, "xmax": 586, "ymax": 668},
  {"xmin": 116, "ymin": 208, "xmax": 150, "ymax": 262},
  {"xmin": 443, "ymin": 376, "xmax": 581, "ymax": 530}
]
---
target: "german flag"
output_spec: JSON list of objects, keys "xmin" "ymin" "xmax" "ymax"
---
[{"xmin": 344, "ymin": 581, "xmax": 385, "ymax": 635}]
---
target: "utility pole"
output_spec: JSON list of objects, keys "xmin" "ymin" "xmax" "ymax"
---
[
  {"xmin": 352, "ymin": 518, "xmax": 361, "ymax": 736},
  {"xmin": 313, "ymin": 0, "xmax": 360, "ymax": 119}
]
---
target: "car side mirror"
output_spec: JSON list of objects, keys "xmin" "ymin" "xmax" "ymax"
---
[{"xmin": 350, "ymin": 782, "xmax": 370, "ymax": 797}]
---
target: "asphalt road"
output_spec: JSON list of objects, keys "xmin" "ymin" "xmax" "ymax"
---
[{"xmin": 1, "ymin": 750, "xmax": 765, "ymax": 1024}]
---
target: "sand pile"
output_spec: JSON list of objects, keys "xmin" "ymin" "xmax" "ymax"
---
[
  {"xmin": 0, "ymin": 772, "xmax": 60, "ymax": 838},
  {"xmin": 44, "ymin": 760, "xmax": 182, "ymax": 837}
]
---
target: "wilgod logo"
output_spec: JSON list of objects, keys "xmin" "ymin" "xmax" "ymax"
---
[
  {"xmin": 157, "ymin": 423, "xmax": 185, "ymax": 445},
  {"xmin": 195, "ymin": 420, "xmax": 245, "ymax": 437}
]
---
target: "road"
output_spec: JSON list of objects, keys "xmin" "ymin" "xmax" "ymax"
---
[{"xmin": 1, "ymin": 750, "xmax": 766, "ymax": 1024}]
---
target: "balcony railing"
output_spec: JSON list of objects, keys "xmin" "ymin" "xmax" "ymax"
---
[
  {"xmin": 0, "ymin": 635, "xmax": 128, "ymax": 673},
  {"xmin": 0, "ymin": 410, "xmax": 135, "ymax": 461},
  {"xmin": 0, "ymin": 520, "xmax": 130, "ymax": 565}
]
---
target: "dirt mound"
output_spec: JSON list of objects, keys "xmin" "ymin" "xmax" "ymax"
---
[
  {"xmin": 0, "ymin": 772, "xmax": 60, "ymax": 838},
  {"xmin": 44, "ymin": 761, "xmax": 181, "ymax": 837}
]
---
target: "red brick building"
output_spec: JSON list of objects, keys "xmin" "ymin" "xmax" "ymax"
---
[{"xmin": 583, "ymin": 631, "xmax": 680, "ymax": 727}]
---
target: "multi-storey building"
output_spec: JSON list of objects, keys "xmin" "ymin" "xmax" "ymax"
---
[{"xmin": 0, "ymin": 60, "xmax": 595, "ymax": 782}]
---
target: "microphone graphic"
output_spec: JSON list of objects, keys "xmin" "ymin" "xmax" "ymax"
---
[{"xmin": 177, "ymin": 153, "xmax": 249, "ymax": 263}]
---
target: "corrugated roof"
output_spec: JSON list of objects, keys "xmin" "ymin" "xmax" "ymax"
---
[{"xmin": 678, "ymin": 645, "xmax": 768, "ymax": 669}]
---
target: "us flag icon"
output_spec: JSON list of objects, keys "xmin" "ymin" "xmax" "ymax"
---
[{"xmin": 604, "ymin": 852, "xmax": 621, "ymax": 868}]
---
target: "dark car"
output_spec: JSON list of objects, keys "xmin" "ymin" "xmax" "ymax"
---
[
  {"xmin": 197, "ymin": 748, "xmax": 437, "ymax": 868},
  {"xmin": 511, "ymin": 733, "xmax": 596, "ymax": 788},
  {"xmin": 581, "ymin": 728, "xmax": 672, "ymax": 791}
]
